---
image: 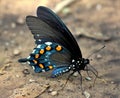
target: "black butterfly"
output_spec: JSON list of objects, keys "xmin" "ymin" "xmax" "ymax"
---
[{"xmin": 18, "ymin": 6, "xmax": 98, "ymax": 88}]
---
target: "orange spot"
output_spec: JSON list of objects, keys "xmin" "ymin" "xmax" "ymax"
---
[
  {"xmin": 35, "ymin": 54, "xmax": 39, "ymax": 58},
  {"xmin": 48, "ymin": 65, "xmax": 53, "ymax": 69},
  {"xmin": 46, "ymin": 46, "xmax": 51, "ymax": 51},
  {"xmin": 56, "ymin": 45, "xmax": 62, "ymax": 51},
  {"xmin": 39, "ymin": 64, "xmax": 44, "ymax": 69},
  {"xmin": 40, "ymin": 49, "xmax": 44, "ymax": 54},
  {"xmin": 33, "ymin": 60, "xmax": 37, "ymax": 64}
]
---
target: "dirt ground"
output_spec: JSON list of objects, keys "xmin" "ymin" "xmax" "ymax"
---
[{"xmin": 0, "ymin": 0, "xmax": 120, "ymax": 98}]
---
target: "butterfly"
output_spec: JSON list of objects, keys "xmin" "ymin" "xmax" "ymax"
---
[{"xmin": 18, "ymin": 6, "xmax": 97, "ymax": 86}]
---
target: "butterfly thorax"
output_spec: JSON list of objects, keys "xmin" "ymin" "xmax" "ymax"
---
[{"xmin": 71, "ymin": 58, "xmax": 89, "ymax": 71}]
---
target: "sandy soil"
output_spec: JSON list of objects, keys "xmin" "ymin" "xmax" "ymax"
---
[{"xmin": 0, "ymin": 0, "xmax": 120, "ymax": 98}]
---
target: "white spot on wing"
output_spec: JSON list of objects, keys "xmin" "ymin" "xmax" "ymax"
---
[
  {"xmin": 77, "ymin": 61, "xmax": 80, "ymax": 63},
  {"xmin": 48, "ymin": 62, "xmax": 51, "ymax": 64},
  {"xmin": 27, "ymin": 61, "xmax": 30, "ymax": 64},
  {"xmin": 66, "ymin": 69, "xmax": 68, "ymax": 72},
  {"xmin": 45, "ymin": 55, "xmax": 48, "ymax": 58},
  {"xmin": 37, "ymin": 45, "xmax": 41, "ymax": 48},
  {"xmin": 32, "ymin": 49, "xmax": 36, "ymax": 53},
  {"xmin": 63, "ymin": 70, "xmax": 65, "ymax": 72},
  {"xmin": 32, "ymin": 66, "xmax": 35, "ymax": 70},
  {"xmin": 44, "ymin": 59, "xmax": 48, "ymax": 61},
  {"xmin": 72, "ymin": 59, "xmax": 75, "ymax": 62},
  {"xmin": 72, "ymin": 65, "xmax": 75, "ymax": 67},
  {"xmin": 45, "ymin": 42, "xmax": 52, "ymax": 45},
  {"xmin": 68, "ymin": 67, "xmax": 71, "ymax": 69},
  {"xmin": 27, "ymin": 56, "xmax": 30, "ymax": 59},
  {"xmin": 42, "ymin": 70, "xmax": 45, "ymax": 72},
  {"xmin": 37, "ymin": 39, "xmax": 41, "ymax": 42},
  {"xmin": 36, "ymin": 34, "xmax": 40, "ymax": 37}
]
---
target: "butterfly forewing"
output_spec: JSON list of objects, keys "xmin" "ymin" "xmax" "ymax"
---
[
  {"xmin": 26, "ymin": 16, "xmax": 63, "ymax": 44},
  {"xmin": 37, "ymin": 6, "xmax": 82, "ymax": 59},
  {"xmin": 26, "ymin": 16, "xmax": 74, "ymax": 50}
]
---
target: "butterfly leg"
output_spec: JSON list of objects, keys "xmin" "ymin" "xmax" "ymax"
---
[
  {"xmin": 89, "ymin": 64, "xmax": 98, "ymax": 77},
  {"xmin": 78, "ymin": 71, "xmax": 84, "ymax": 93},
  {"xmin": 85, "ymin": 66, "xmax": 92, "ymax": 78},
  {"xmin": 60, "ymin": 71, "xmax": 75, "ymax": 90},
  {"xmin": 87, "ymin": 64, "xmax": 98, "ymax": 87}
]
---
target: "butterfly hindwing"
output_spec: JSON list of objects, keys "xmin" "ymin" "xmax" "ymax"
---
[{"xmin": 23, "ymin": 42, "xmax": 71, "ymax": 74}]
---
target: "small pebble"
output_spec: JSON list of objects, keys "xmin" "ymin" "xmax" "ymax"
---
[
  {"xmin": 48, "ymin": 88, "xmax": 53, "ymax": 93},
  {"xmin": 85, "ymin": 77, "xmax": 92, "ymax": 81},
  {"xmin": 17, "ymin": 17, "xmax": 24, "ymax": 25},
  {"xmin": 11, "ymin": 22, "xmax": 16, "ymax": 28},
  {"xmin": 5, "ymin": 42, "xmax": 10, "ymax": 46},
  {"xmin": 16, "ymin": 74, "xmax": 20, "ymax": 78},
  {"xmin": 23, "ymin": 69, "xmax": 30, "ymax": 75},
  {"xmin": 96, "ymin": 54, "xmax": 102, "ymax": 59},
  {"xmin": 51, "ymin": 91, "xmax": 58, "ymax": 96},
  {"xmin": 19, "ymin": 30, "xmax": 24, "ymax": 35},
  {"xmin": 83, "ymin": 91, "xmax": 90, "ymax": 98},
  {"xmin": 5, "ymin": 63, "xmax": 11, "ymax": 67},
  {"xmin": 96, "ymin": 4, "xmax": 102, "ymax": 11},
  {"xmin": 111, "ymin": 81, "xmax": 114, "ymax": 84},
  {"xmin": 13, "ymin": 49, "xmax": 21, "ymax": 56},
  {"xmin": 29, "ymin": 79, "xmax": 35, "ymax": 82}
]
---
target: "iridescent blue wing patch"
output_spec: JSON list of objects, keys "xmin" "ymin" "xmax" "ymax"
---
[
  {"xmin": 19, "ymin": 41, "xmax": 72, "ymax": 76},
  {"xmin": 51, "ymin": 66, "xmax": 71, "ymax": 78}
]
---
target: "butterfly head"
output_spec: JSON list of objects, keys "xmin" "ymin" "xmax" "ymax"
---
[
  {"xmin": 71, "ymin": 58, "xmax": 89, "ymax": 71},
  {"xmin": 82, "ymin": 58, "xmax": 89, "ymax": 65}
]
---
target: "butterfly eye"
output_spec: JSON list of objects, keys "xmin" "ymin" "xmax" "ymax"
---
[
  {"xmin": 84, "ymin": 59, "xmax": 89, "ymax": 64},
  {"xmin": 39, "ymin": 49, "xmax": 45, "ymax": 54},
  {"xmin": 55, "ymin": 45, "xmax": 62, "ymax": 51}
]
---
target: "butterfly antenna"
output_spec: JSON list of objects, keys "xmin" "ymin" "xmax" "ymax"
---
[{"xmin": 87, "ymin": 45, "xmax": 105, "ymax": 59}]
